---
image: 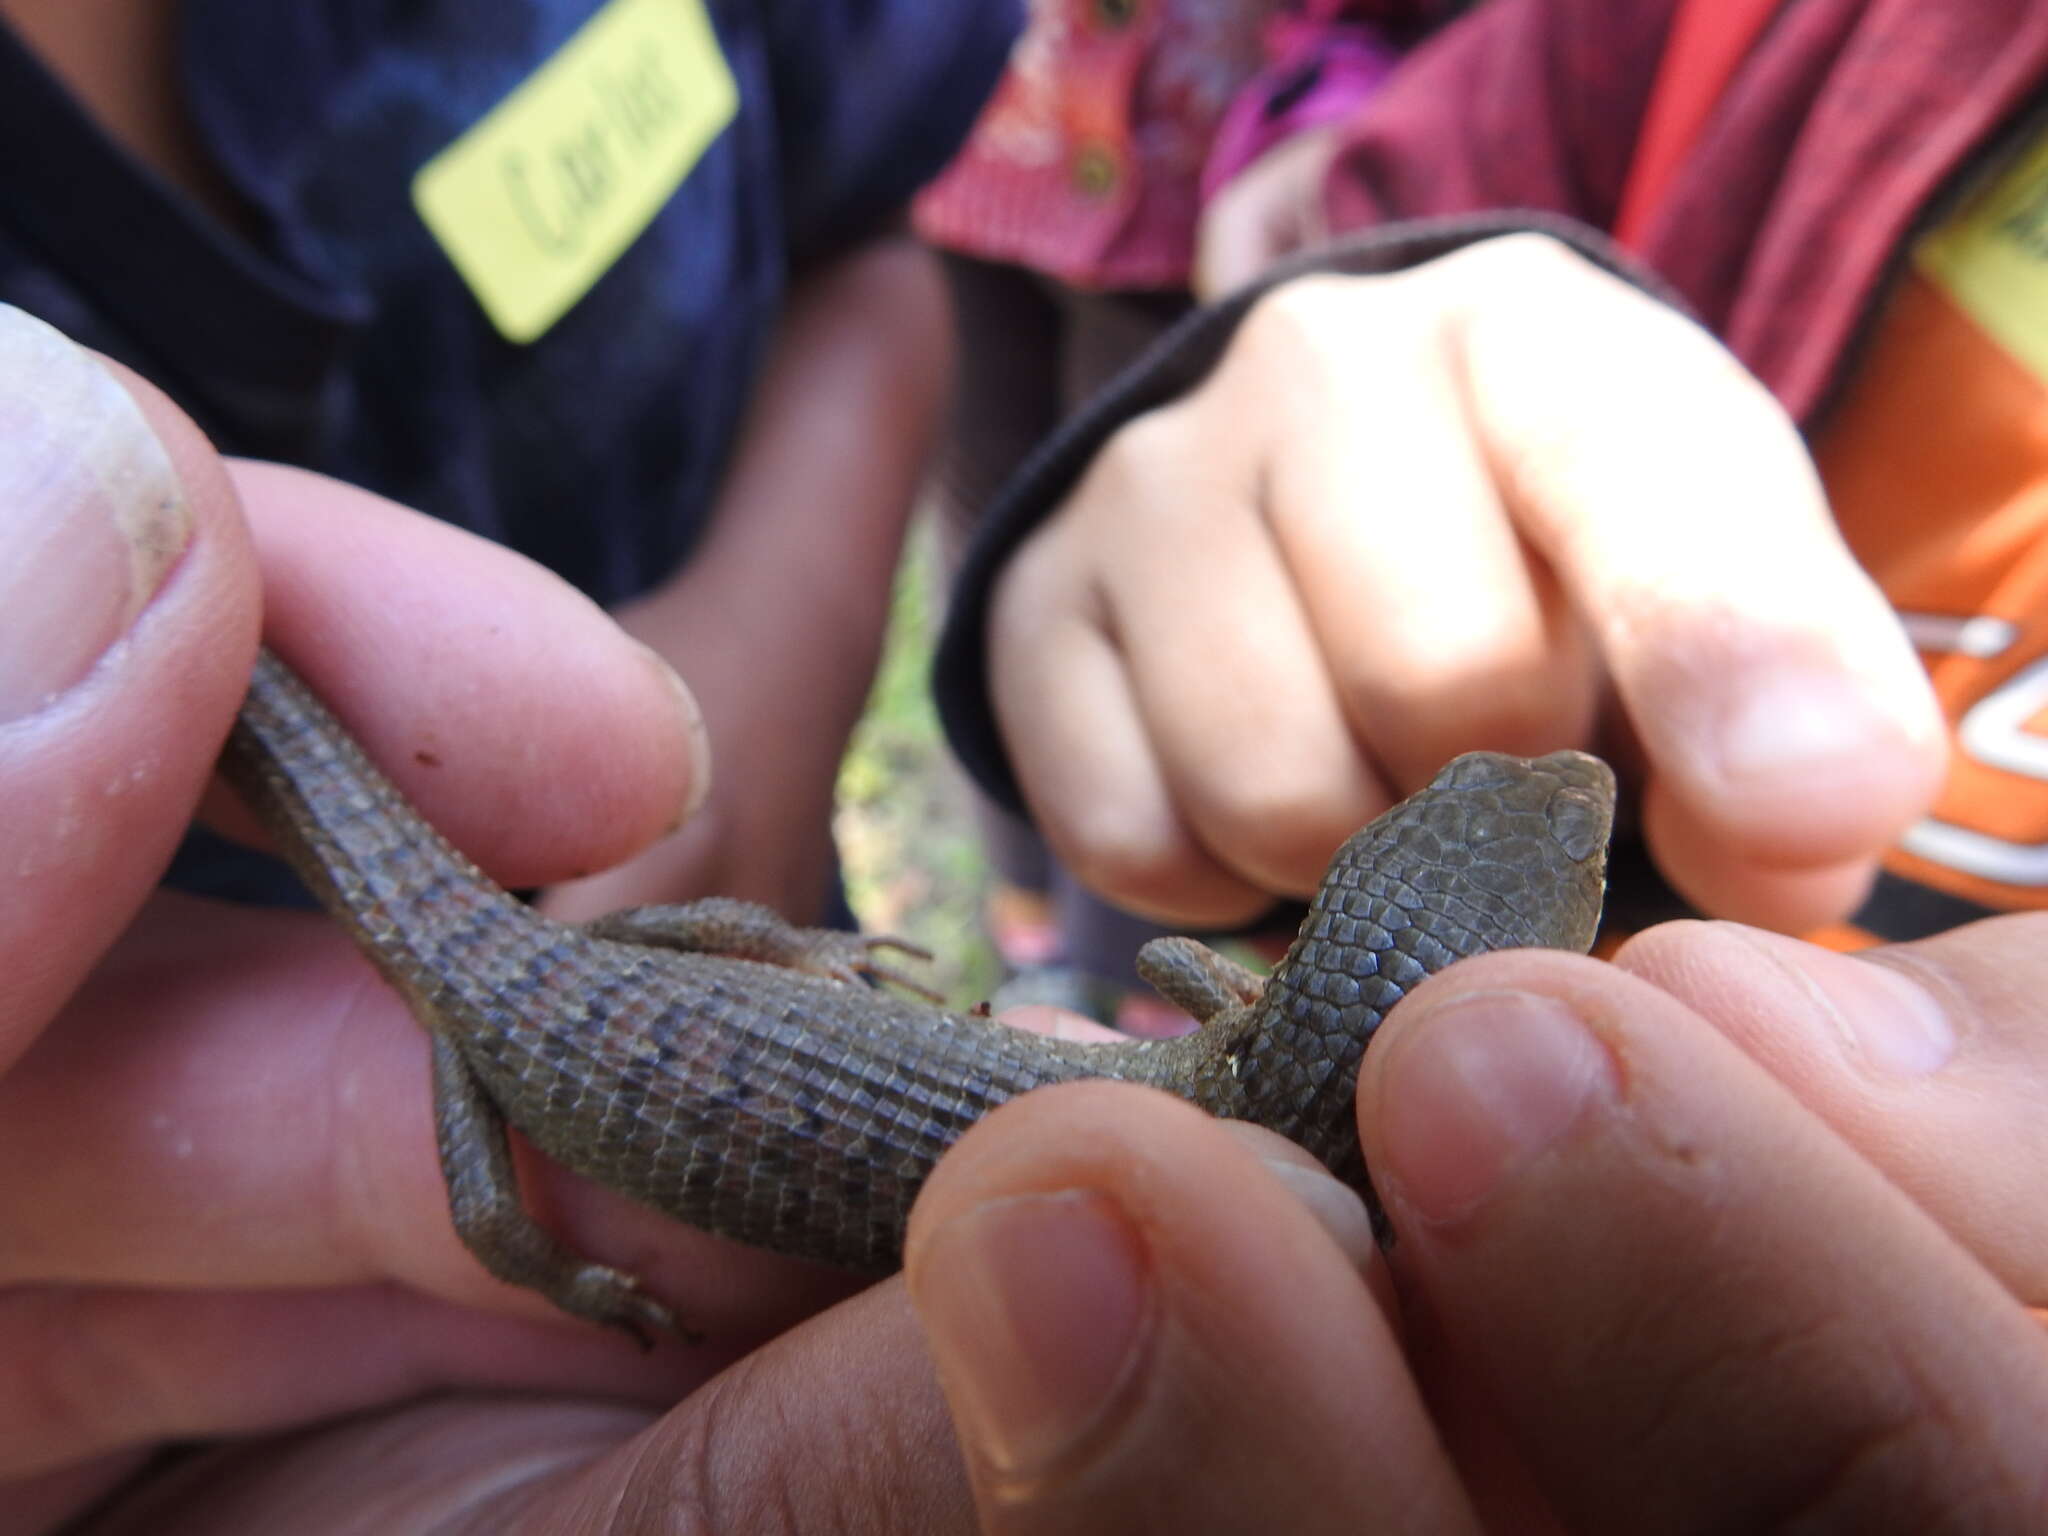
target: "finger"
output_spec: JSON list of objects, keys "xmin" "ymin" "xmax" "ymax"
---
[
  {"xmin": 1438, "ymin": 234, "xmax": 1946, "ymax": 929},
  {"xmin": 0, "ymin": 895, "xmax": 859, "ymax": 1343},
  {"xmin": 79, "ymin": 1398, "xmax": 666, "ymax": 1536},
  {"xmin": 989, "ymin": 508, "xmax": 1285, "ymax": 925},
  {"xmin": 215, "ymin": 460, "xmax": 710, "ymax": 889},
  {"xmin": 534, "ymin": 1283, "xmax": 976, "ymax": 1534},
  {"xmin": 1616, "ymin": 913, "xmax": 2048, "ymax": 1301},
  {"xmin": 0, "ymin": 306, "xmax": 261, "ymax": 1068},
  {"xmin": 1099, "ymin": 427, "xmax": 1394, "ymax": 900},
  {"xmin": 992, "ymin": 1003, "xmax": 1126, "ymax": 1043},
  {"xmin": 1360, "ymin": 949, "xmax": 2048, "ymax": 1532},
  {"xmin": 0, "ymin": 1282, "xmax": 704, "ymax": 1485},
  {"xmin": 69, "ymin": 1287, "xmax": 967, "ymax": 1536},
  {"xmin": 1191, "ymin": 176, "xmax": 1291, "ymax": 302},
  {"xmin": 1189, "ymin": 127, "xmax": 1338, "ymax": 303},
  {"xmin": 995, "ymin": 403, "xmax": 1392, "ymax": 921},
  {"xmin": 1225, "ymin": 273, "xmax": 1601, "ymax": 788},
  {"xmin": 904, "ymin": 1081, "xmax": 1479, "ymax": 1535}
]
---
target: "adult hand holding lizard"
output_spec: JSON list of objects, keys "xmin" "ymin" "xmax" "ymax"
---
[
  {"xmin": 6, "ymin": 305, "xmax": 2046, "ymax": 1533},
  {"xmin": 0, "ymin": 304, "xmax": 790, "ymax": 1526},
  {"xmin": 983, "ymin": 234, "xmax": 1948, "ymax": 934}
]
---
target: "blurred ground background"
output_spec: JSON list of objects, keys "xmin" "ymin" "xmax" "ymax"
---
[{"xmin": 832, "ymin": 517, "xmax": 1006, "ymax": 1007}]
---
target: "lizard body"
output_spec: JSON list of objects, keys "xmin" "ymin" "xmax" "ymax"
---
[{"xmin": 221, "ymin": 648, "xmax": 1612, "ymax": 1334}]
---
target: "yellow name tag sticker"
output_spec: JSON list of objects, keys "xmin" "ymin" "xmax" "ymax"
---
[
  {"xmin": 1917, "ymin": 129, "xmax": 2048, "ymax": 384},
  {"xmin": 412, "ymin": 0, "xmax": 737, "ymax": 343}
]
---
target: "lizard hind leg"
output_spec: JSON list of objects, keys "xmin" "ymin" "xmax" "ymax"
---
[
  {"xmin": 1135, "ymin": 936, "xmax": 1268, "ymax": 1023},
  {"xmin": 429, "ymin": 1033, "xmax": 684, "ymax": 1345},
  {"xmin": 585, "ymin": 896, "xmax": 940, "ymax": 1000}
]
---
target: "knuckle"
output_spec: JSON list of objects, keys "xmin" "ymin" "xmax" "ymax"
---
[
  {"xmin": 1072, "ymin": 407, "xmax": 1196, "ymax": 530},
  {"xmin": 1603, "ymin": 1293, "xmax": 1985, "ymax": 1530},
  {"xmin": 1429, "ymin": 231, "xmax": 1616, "ymax": 312},
  {"xmin": 1230, "ymin": 274, "xmax": 1363, "ymax": 373},
  {"xmin": 1333, "ymin": 604, "xmax": 1597, "ymax": 785},
  {"xmin": 1701, "ymin": 1335, "xmax": 1956, "ymax": 1530},
  {"xmin": 1092, "ymin": 406, "xmax": 1183, "ymax": 490},
  {"xmin": 621, "ymin": 1362, "xmax": 772, "ymax": 1533},
  {"xmin": 1056, "ymin": 815, "xmax": 1264, "ymax": 925},
  {"xmin": 988, "ymin": 524, "xmax": 1074, "ymax": 634},
  {"xmin": 1466, "ymin": 229, "xmax": 1599, "ymax": 282},
  {"xmin": 1762, "ymin": 1414, "xmax": 1944, "ymax": 1530},
  {"xmin": 627, "ymin": 1355, "xmax": 900, "ymax": 1535},
  {"xmin": 1453, "ymin": 234, "xmax": 1764, "ymax": 402},
  {"xmin": 1356, "ymin": 672, "xmax": 1595, "ymax": 786},
  {"xmin": 1186, "ymin": 771, "xmax": 1358, "ymax": 889},
  {"xmin": 1446, "ymin": 234, "xmax": 1656, "ymax": 360},
  {"xmin": 1056, "ymin": 813, "xmax": 1181, "ymax": 902}
]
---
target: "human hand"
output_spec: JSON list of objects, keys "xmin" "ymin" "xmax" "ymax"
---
[
  {"xmin": 15, "ymin": 301, "xmax": 2028, "ymax": 1533},
  {"xmin": 1191, "ymin": 123, "xmax": 1342, "ymax": 301},
  {"xmin": 0, "ymin": 295, "xmax": 1423, "ymax": 1536},
  {"xmin": 906, "ymin": 914, "xmax": 2048, "ymax": 1532},
  {"xmin": 72, "ymin": 895, "xmax": 2048, "ymax": 1536},
  {"xmin": 6, "ymin": 299, "xmax": 1259, "ymax": 1536},
  {"xmin": 986, "ymin": 233, "xmax": 1945, "ymax": 933},
  {"xmin": 0, "ymin": 306, "xmax": 884, "ymax": 1530}
]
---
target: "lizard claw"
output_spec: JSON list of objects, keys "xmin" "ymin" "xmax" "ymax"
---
[
  {"xmin": 612, "ymin": 1295, "xmax": 701, "ymax": 1352},
  {"xmin": 855, "ymin": 956, "xmax": 943, "ymax": 1004},
  {"xmin": 555, "ymin": 1261, "xmax": 699, "ymax": 1349},
  {"xmin": 582, "ymin": 899, "xmax": 943, "ymax": 1001},
  {"xmin": 864, "ymin": 933, "xmax": 935, "ymax": 964},
  {"xmin": 805, "ymin": 932, "xmax": 942, "ymax": 1002}
]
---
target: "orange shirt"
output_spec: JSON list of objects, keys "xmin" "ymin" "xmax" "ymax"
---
[{"xmin": 1811, "ymin": 152, "xmax": 2048, "ymax": 941}]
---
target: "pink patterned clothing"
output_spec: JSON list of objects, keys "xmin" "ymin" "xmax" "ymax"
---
[{"xmin": 915, "ymin": 0, "xmax": 1411, "ymax": 290}]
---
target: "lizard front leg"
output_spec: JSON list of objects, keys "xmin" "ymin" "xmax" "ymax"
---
[{"xmin": 1136, "ymin": 936, "xmax": 1268, "ymax": 1022}]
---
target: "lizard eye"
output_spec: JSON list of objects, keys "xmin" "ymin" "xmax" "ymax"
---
[
  {"xmin": 1434, "ymin": 752, "xmax": 1516, "ymax": 791},
  {"xmin": 1547, "ymin": 786, "xmax": 1608, "ymax": 864}
]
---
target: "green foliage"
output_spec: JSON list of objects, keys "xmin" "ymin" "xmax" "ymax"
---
[{"xmin": 834, "ymin": 523, "xmax": 1003, "ymax": 1006}]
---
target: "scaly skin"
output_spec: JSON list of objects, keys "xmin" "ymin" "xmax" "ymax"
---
[{"xmin": 220, "ymin": 648, "xmax": 1613, "ymax": 1335}]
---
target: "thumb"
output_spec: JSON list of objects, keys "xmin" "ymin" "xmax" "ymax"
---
[
  {"xmin": 542, "ymin": 1283, "xmax": 979, "ymax": 1532},
  {"xmin": 1614, "ymin": 914, "xmax": 2048, "ymax": 1305},
  {"xmin": 904, "ymin": 1082, "xmax": 1479, "ymax": 1535},
  {"xmin": 0, "ymin": 305, "xmax": 260, "ymax": 1065},
  {"xmin": 67, "ymin": 1284, "xmax": 975, "ymax": 1535},
  {"xmin": 1358, "ymin": 949, "xmax": 2048, "ymax": 1532}
]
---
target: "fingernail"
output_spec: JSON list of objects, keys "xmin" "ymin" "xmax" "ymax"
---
[
  {"xmin": 1376, "ymin": 989, "xmax": 1616, "ymax": 1226},
  {"xmin": 1257, "ymin": 1155, "xmax": 1378, "ymax": 1271},
  {"xmin": 635, "ymin": 642, "xmax": 712, "ymax": 825},
  {"xmin": 1217, "ymin": 1123, "xmax": 1378, "ymax": 1271},
  {"xmin": 1842, "ymin": 961, "xmax": 1956, "ymax": 1075},
  {"xmin": 0, "ymin": 306, "xmax": 190, "ymax": 722},
  {"xmin": 912, "ymin": 1189, "xmax": 1150, "ymax": 1479},
  {"xmin": 1715, "ymin": 663, "xmax": 1908, "ymax": 784},
  {"xmin": 1727, "ymin": 927, "xmax": 1955, "ymax": 1076}
]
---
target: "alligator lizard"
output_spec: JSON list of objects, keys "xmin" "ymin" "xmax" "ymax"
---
[{"xmin": 221, "ymin": 647, "xmax": 1614, "ymax": 1337}]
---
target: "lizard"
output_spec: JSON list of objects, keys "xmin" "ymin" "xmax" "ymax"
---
[{"xmin": 219, "ymin": 646, "xmax": 1614, "ymax": 1338}]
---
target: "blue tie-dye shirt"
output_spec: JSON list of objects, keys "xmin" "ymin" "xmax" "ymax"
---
[{"xmin": 0, "ymin": 0, "xmax": 1017, "ymax": 605}]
